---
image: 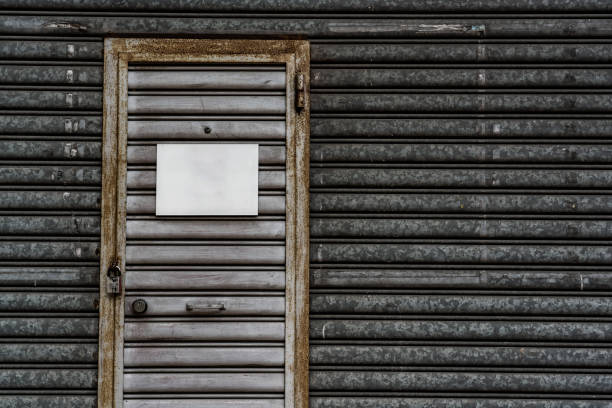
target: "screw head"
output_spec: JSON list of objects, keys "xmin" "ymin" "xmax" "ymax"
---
[
  {"xmin": 132, "ymin": 299, "xmax": 148, "ymax": 314},
  {"xmin": 204, "ymin": 126, "xmax": 212, "ymax": 134}
]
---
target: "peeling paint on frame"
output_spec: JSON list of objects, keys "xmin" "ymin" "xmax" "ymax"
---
[{"xmin": 99, "ymin": 38, "xmax": 310, "ymax": 408}]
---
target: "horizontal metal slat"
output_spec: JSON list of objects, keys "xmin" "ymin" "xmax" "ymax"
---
[
  {"xmin": 311, "ymin": 143, "xmax": 612, "ymax": 164},
  {"xmin": 0, "ymin": 216, "xmax": 99, "ymax": 235},
  {"xmin": 310, "ymin": 371, "xmax": 612, "ymax": 393},
  {"xmin": 125, "ymin": 400, "xmax": 282, "ymax": 408},
  {"xmin": 0, "ymin": 396, "xmax": 96, "ymax": 408},
  {"xmin": 310, "ymin": 219, "xmax": 612, "ymax": 239},
  {"xmin": 312, "ymin": 93, "xmax": 612, "ymax": 113},
  {"xmin": 312, "ymin": 68, "xmax": 612, "ymax": 89},
  {"xmin": 0, "ymin": 91, "xmax": 101, "ymax": 110},
  {"xmin": 0, "ymin": 241, "xmax": 99, "ymax": 261},
  {"xmin": 0, "ymin": 141, "xmax": 101, "ymax": 160},
  {"xmin": 127, "ymin": 145, "xmax": 285, "ymax": 165},
  {"xmin": 0, "ymin": 40, "xmax": 102, "ymax": 60},
  {"xmin": 310, "ymin": 319, "xmax": 612, "ymax": 341},
  {"xmin": 123, "ymin": 372, "xmax": 283, "ymax": 393},
  {"xmin": 127, "ymin": 220, "xmax": 284, "ymax": 240},
  {"xmin": 310, "ymin": 169, "xmax": 612, "ymax": 189},
  {"xmin": 124, "ymin": 346, "xmax": 283, "ymax": 367},
  {"xmin": 0, "ymin": 65, "xmax": 102, "ymax": 86},
  {"xmin": 0, "ymin": 292, "xmax": 98, "ymax": 312},
  {"xmin": 125, "ymin": 296, "xmax": 285, "ymax": 316},
  {"xmin": 0, "ymin": 266, "xmax": 98, "ymax": 287},
  {"xmin": 311, "ymin": 43, "xmax": 612, "ymax": 64},
  {"xmin": 128, "ymin": 120, "xmax": 285, "ymax": 141},
  {"xmin": 312, "ymin": 243, "xmax": 612, "ymax": 265},
  {"xmin": 0, "ymin": 191, "xmax": 100, "ymax": 210},
  {"xmin": 125, "ymin": 270, "xmax": 284, "ymax": 291},
  {"xmin": 128, "ymin": 70, "xmax": 285, "ymax": 90},
  {"xmin": 0, "ymin": 318, "xmax": 98, "ymax": 337},
  {"xmin": 310, "ymin": 269, "xmax": 612, "ymax": 291},
  {"xmin": 0, "ymin": 369, "xmax": 96, "ymax": 389},
  {"xmin": 125, "ymin": 321, "xmax": 284, "ymax": 341},
  {"xmin": 310, "ymin": 294, "xmax": 612, "ymax": 316},
  {"xmin": 127, "ymin": 95, "xmax": 285, "ymax": 115},
  {"xmin": 0, "ymin": 343, "xmax": 97, "ymax": 363},
  {"xmin": 2, "ymin": 17, "xmax": 612, "ymax": 38},
  {"xmin": 6, "ymin": 0, "xmax": 612, "ymax": 12},
  {"xmin": 311, "ymin": 399, "xmax": 612, "ymax": 408},
  {"xmin": 311, "ymin": 118, "xmax": 612, "ymax": 139},
  {"xmin": 0, "ymin": 166, "xmax": 101, "ymax": 185},
  {"xmin": 310, "ymin": 345, "xmax": 612, "ymax": 367},
  {"xmin": 0, "ymin": 115, "xmax": 101, "ymax": 135},
  {"xmin": 127, "ymin": 170, "xmax": 285, "ymax": 190},
  {"xmin": 126, "ymin": 245, "xmax": 284, "ymax": 265},
  {"xmin": 310, "ymin": 193, "xmax": 612, "ymax": 214},
  {"xmin": 127, "ymin": 195, "xmax": 285, "ymax": 215}
]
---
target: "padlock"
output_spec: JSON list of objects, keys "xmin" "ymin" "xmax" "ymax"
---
[{"xmin": 106, "ymin": 276, "xmax": 121, "ymax": 294}]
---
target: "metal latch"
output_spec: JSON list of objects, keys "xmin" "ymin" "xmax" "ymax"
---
[
  {"xmin": 186, "ymin": 303, "xmax": 225, "ymax": 313},
  {"xmin": 106, "ymin": 260, "xmax": 122, "ymax": 295},
  {"xmin": 295, "ymin": 73, "xmax": 305, "ymax": 111}
]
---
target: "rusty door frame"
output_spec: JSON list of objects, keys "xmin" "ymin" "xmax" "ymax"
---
[{"xmin": 99, "ymin": 38, "xmax": 310, "ymax": 408}]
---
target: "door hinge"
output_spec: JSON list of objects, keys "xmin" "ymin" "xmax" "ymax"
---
[{"xmin": 295, "ymin": 73, "xmax": 305, "ymax": 111}]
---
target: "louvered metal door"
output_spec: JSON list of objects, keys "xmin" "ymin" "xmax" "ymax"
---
[{"xmin": 122, "ymin": 65, "xmax": 287, "ymax": 407}]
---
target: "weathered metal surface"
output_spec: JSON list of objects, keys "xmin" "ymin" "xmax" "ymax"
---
[
  {"xmin": 128, "ymin": 120, "xmax": 285, "ymax": 140},
  {"xmin": 311, "ymin": 219, "xmax": 612, "ymax": 239},
  {"xmin": 311, "ymin": 43, "xmax": 612, "ymax": 63},
  {"xmin": 0, "ymin": 317, "xmax": 98, "ymax": 337},
  {"xmin": 311, "ymin": 118, "xmax": 612, "ymax": 139},
  {"xmin": 125, "ymin": 400, "xmax": 283, "ymax": 408},
  {"xmin": 2, "ymin": 17, "xmax": 612, "ymax": 38},
  {"xmin": 0, "ymin": 241, "xmax": 99, "ymax": 261},
  {"xmin": 0, "ymin": 396, "xmax": 96, "ymax": 408},
  {"xmin": 0, "ymin": 216, "xmax": 99, "ymax": 235},
  {"xmin": 310, "ymin": 345, "xmax": 612, "ymax": 366},
  {"xmin": 127, "ymin": 145, "xmax": 285, "ymax": 165},
  {"xmin": 312, "ymin": 243, "xmax": 612, "ymax": 264},
  {"xmin": 125, "ymin": 346, "xmax": 284, "ymax": 367},
  {"xmin": 0, "ymin": 115, "xmax": 102, "ymax": 135},
  {"xmin": 127, "ymin": 220, "xmax": 284, "ymax": 239},
  {"xmin": 0, "ymin": 266, "xmax": 98, "ymax": 287},
  {"xmin": 126, "ymin": 244, "xmax": 285, "ymax": 264},
  {"xmin": 0, "ymin": 191, "xmax": 99, "ymax": 210},
  {"xmin": 310, "ymin": 399, "xmax": 612, "ymax": 408},
  {"xmin": 310, "ymin": 193, "xmax": 612, "ymax": 214},
  {"xmin": 128, "ymin": 95, "xmax": 286, "ymax": 115},
  {"xmin": 0, "ymin": 65, "xmax": 102, "ymax": 85},
  {"xmin": 0, "ymin": 90, "xmax": 101, "ymax": 110},
  {"xmin": 0, "ymin": 40, "xmax": 102, "ymax": 60},
  {"xmin": 312, "ymin": 143, "xmax": 612, "ymax": 164},
  {"xmin": 125, "ymin": 321, "xmax": 284, "ymax": 341},
  {"xmin": 312, "ymin": 68, "xmax": 612, "ymax": 89},
  {"xmin": 312, "ymin": 93, "xmax": 612, "ymax": 113},
  {"xmin": 311, "ymin": 168, "xmax": 612, "ymax": 189},
  {"xmin": 0, "ymin": 292, "xmax": 98, "ymax": 312},
  {"xmin": 310, "ymin": 294, "xmax": 612, "ymax": 316},
  {"xmin": 6, "ymin": 0, "xmax": 612, "ymax": 12},
  {"xmin": 125, "ymin": 295, "xmax": 285, "ymax": 316},
  {"xmin": 0, "ymin": 369, "xmax": 97, "ymax": 389},
  {"xmin": 0, "ymin": 166, "xmax": 100, "ymax": 185},
  {"xmin": 128, "ymin": 69, "xmax": 285, "ymax": 90},
  {"xmin": 125, "ymin": 270, "xmax": 285, "ymax": 290},
  {"xmin": 0, "ymin": 343, "xmax": 97, "ymax": 363},
  {"xmin": 124, "ymin": 373, "xmax": 284, "ymax": 393},
  {"xmin": 310, "ymin": 269, "xmax": 612, "ymax": 290},
  {"xmin": 0, "ymin": 141, "xmax": 100, "ymax": 160},
  {"xmin": 127, "ymin": 194, "xmax": 285, "ymax": 215},
  {"xmin": 310, "ymin": 371, "xmax": 612, "ymax": 392},
  {"xmin": 310, "ymin": 320, "xmax": 612, "ymax": 341}
]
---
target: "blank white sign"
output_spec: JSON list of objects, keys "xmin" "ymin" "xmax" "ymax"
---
[{"xmin": 156, "ymin": 144, "xmax": 259, "ymax": 216}]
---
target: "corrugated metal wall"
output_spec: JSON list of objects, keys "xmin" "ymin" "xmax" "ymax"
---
[{"xmin": 1, "ymin": 1, "xmax": 612, "ymax": 407}]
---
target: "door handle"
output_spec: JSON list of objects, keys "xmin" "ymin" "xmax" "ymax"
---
[{"xmin": 185, "ymin": 303, "xmax": 225, "ymax": 313}]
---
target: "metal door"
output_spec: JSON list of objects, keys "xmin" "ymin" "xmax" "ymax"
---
[{"xmin": 99, "ymin": 39, "xmax": 309, "ymax": 408}]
